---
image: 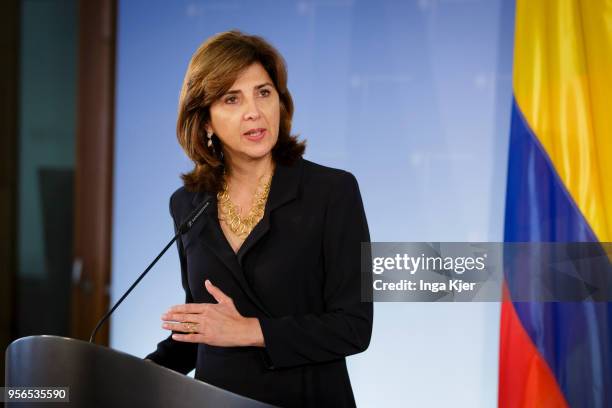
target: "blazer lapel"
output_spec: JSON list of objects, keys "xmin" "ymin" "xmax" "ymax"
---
[
  {"xmin": 190, "ymin": 192, "xmax": 263, "ymax": 311},
  {"xmin": 236, "ymin": 158, "xmax": 303, "ymax": 265}
]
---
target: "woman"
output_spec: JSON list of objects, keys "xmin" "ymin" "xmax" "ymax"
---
[{"xmin": 146, "ymin": 30, "xmax": 373, "ymax": 408}]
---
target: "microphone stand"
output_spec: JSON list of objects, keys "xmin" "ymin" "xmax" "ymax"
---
[{"xmin": 89, "ymin": 197, "xmax": 211, "ymax": 343}]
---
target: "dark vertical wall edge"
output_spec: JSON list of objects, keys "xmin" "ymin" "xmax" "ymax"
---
[
  {"xmin": 72, "ymin": 0, "xmax": 117, "ymax": 344},
  {"xmin": 0, "ymin": 0, "xmax": 20, "ymax": 385}
]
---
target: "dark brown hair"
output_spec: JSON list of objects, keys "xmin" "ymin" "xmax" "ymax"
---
[{"xmin": 176, "ymin": 30, "xmax": 306, "ymax": 193}]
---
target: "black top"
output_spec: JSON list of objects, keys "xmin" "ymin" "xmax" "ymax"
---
[{"xmin": 146, "ymin": 158, "xmax": 373, "ymax": 408}]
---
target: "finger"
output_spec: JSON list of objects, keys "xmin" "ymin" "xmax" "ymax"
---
[
  {"xmin": 204, "ymin": 279, "xmax": 232, "ymax": 304},
  {"xmin": 161, "ymin": 312, "xmax": 201, "ymax": 324},
  {"xmin": 171, "ymin": 333, "xmax": 203, "ymax": 343},
  {"xmin": 162, "ymin": 321, "xmax": 200, "ymax": 333},
  {"xmin": 167, "ymin": 303, "xmax": 204, "ymax": 314}
]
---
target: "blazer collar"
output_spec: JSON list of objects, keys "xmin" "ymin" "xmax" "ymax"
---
[{"xmin": 189, "ymin": 158, "xmax": 304, "ymax": 316}]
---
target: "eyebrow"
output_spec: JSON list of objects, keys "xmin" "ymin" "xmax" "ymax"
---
[{"xmin": 224, "ymin": 82, "xmax": 274, "ymax": 95}]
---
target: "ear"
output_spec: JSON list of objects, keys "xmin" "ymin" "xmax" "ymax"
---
[{"xmin": 204, "ymin": 123, "xmax": 212, "ymax": 135}]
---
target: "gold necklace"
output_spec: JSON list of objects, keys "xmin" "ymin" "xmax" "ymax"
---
[{"xmin": 217, "ymin": 173, "xmax": 272, "ymax": 239}]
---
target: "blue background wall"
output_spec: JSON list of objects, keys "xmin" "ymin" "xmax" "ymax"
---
[{"xmin": 111, "ymin": 1, "xmax": 515, "ymax": 406}]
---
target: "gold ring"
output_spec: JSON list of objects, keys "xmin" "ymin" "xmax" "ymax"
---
[{"xmin": 184, "ymin": 322, "xmax": 197, "ymax": 334}]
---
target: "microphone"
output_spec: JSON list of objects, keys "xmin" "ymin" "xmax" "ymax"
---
[{"xmin": 89, "ymin": 196, "xmax": 212, "ymax": 343}]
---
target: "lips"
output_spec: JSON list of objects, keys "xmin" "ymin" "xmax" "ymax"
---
[{"xmin": 243, "ymin": 128, "xmax": 266, "ymax": 141}]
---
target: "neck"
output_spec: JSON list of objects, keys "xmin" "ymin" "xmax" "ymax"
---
[{"xmin": 224, "ymin": 153, "xmax": 274, "ymax": 189}]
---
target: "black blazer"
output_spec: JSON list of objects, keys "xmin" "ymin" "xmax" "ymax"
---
[{"xmin": 146, "ymin": 158, "xmax": 373, "ymax": 408}]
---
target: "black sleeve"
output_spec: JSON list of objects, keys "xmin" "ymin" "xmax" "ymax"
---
[
  {"xmin": 144, "ymin": 193, "xmax": 198, "ymax": 374},
  {"xmin": 258, "ymin": 172, "xmax": 373, "ymax": 369}
]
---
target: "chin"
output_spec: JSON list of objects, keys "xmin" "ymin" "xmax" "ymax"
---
[
  {"xmin": 242, "ymin": 141, "xmax": 276, "ymax": 160},
  {"xmin": 241, "ymin": 147, "xmax": 273, "ymax": 161}
]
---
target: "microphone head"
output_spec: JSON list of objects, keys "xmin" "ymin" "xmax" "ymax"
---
[{"xmin": 178, "ymin": 196, "xmax": 212, "ymax": 235}]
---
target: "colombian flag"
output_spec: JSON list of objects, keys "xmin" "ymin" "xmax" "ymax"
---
[{"xmin": 500, "ymin": 1, "xmax": 612, "ymax": 407}]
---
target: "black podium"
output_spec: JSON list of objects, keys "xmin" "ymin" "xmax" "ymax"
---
[{"xmin": 5, "ymin": 336, "xmax": 276, "ymax": 407}]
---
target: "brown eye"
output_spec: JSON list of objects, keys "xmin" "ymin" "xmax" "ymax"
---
[
  {"xmin": 259, "ymin": 88, "xmax": 271, "ymax": 97},
  {"xmin": 224, "ymin": 95, "xmax": 238, "ymax": 104}
]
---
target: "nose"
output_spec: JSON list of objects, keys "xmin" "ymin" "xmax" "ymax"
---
[{"xmin": 243, "ymin": 97, "xmax": 261, "ymax": 121}]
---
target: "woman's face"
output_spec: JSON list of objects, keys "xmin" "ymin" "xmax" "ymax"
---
[{"xmin": 206, "ymin": 62, "xmax": 280, "ymax": 163}]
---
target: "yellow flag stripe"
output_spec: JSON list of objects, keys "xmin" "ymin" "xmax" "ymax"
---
[{"xmin": 513, "ymin": 0, "xmax": 612, "ymax": 242}]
